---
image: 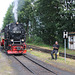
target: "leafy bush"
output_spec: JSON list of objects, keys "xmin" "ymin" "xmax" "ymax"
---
[
  {"xmin": 26, "ymin": 37, "xmax": 33, "ymax": 43},
  {"xmin": 26, "ymin": 35, "xmax": 44, "ymax": 45}
]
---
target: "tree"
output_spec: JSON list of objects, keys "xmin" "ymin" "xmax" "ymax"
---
[
  {"xmin": 18, "ymin": 0, "xmax": 34, "ymax": 37},
  {"xmin": 2, "ymin": 0, "xmax": 75, "ymax": 46},
  {"xmin": 57, "ymin": 0, "xmax": 75, "ymax": 44},
  {"xmin": 3, "ymin": 4, "xmax": 14, "ymax": 28},
  {"xmin": 35, "ymin": 0, "xmax": 61, "ymax": 44}
]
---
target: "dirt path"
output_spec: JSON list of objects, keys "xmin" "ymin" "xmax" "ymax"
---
[{"xmin": 0, "ymin": 51, "xmax": 16, "ymax": 75}]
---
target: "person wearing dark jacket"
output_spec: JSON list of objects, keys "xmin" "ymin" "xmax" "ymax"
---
[{"xmin": 51, "ymin": 41, "xmax": 59, "ymax": 60}]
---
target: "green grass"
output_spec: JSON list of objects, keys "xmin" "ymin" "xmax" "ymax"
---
[
  {"xmin": 27, "ymin": 50, "xmax": 75, "ymax": 73},
  {"xmin": 27, "ymin": 43, "xmax": 75, "ymax": 55},
  {"xmin": 28, "ymin": 49, "xmax": 75, "ymax": 66}
]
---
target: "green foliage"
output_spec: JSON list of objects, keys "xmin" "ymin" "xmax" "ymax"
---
[
  {"xmin": 33, "ymin": 35, "xmax": 43, "ymax": 44},
  {"xmin": 26, "ymin": 35, "xmax": 44, "ymax": 45},
  {"xmin": 18, "ymin": 0, "xmax": 34, "ymax": 37},
  {"xmin": 3, "ymin": 4, "xmax": 14, "ymax": 28},
  {"xmin": 26, "ymin": 37, "xmax": 33, "ymax": 43},
  {"xmin": 2, "ymin": 0, "xmax": 75, "ymax": 46},
  {"xmin": 34, "ymin": 0, "xmax": 61, "ymax": 44}
]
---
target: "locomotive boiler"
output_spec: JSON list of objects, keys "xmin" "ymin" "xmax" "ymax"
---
[{"xmin": 1, "ymin": 22, "xmax": 27, "ymax": 54}]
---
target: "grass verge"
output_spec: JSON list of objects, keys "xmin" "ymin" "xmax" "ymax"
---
[
  {"xmin": 27, "ymin": 49, "xmax": 75, "ymax": 73},
  {"xmin": 27, "ymin": 43, "xmax": 75, "ymax": 55}
]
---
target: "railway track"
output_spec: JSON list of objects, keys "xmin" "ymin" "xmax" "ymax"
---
[
  {"xmin": 13, "ymin": 55, "xmax": 35, "ymax": 75},
  {"xmin": 13, "ymin": 54, "xmax": 57, "ymax": 75},
  {"xmin": 26, "ymin": 45, "xmax": 75, "ymax": 59}
]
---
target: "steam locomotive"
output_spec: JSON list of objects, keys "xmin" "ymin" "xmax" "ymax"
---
[{"xmin": 1, "ymin": 22, "xmax": 27, "ymax": 54}]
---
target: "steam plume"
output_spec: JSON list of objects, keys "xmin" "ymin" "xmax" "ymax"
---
[{"xmin": 13, "ymin": 0, "xmax": 18, "ymax": 22}]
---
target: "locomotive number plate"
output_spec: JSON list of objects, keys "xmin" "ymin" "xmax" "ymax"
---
[{"xmin": 17, "ymin": 47, "xmax": 21, "ymax": 50}]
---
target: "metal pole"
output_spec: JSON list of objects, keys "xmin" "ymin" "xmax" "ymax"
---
[{"xmin": 64, "ymin": 39, "xmax": 66, "ymax": 62}]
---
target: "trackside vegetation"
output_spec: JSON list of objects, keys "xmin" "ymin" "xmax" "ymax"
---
[
  {"xmin": 27, "ymin": 50, "xmax": 75, "ymax": 73},
  {"xmin": 3, "ymin": 0, "xmax": 75, "ymax": 46},
  {"xmin": 27, "ymin": 43, "xmax": 75, "ymax": 55}
]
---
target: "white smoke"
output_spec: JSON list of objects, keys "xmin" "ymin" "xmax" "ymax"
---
[{"xmin": 13, "ymin": 0, "xmax": 18, "ymax": 22}]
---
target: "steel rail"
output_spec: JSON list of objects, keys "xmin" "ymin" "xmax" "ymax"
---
[
  {"xmin": 23, "ymin": 55, "xmax": 57, "ymax": 75},
  {"xmin": 13, "ymin": 55, "xmax": 36, "ymax": 75}
]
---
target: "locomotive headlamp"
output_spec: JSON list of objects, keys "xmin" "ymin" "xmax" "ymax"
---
[
  {"xmin": 22, "ymin": 39, "xmax": 24, "ymax": 42},
  {"xmin": 16, "ymin": 22, "xmax": 19, "ymax": 24},
  {"xmin": 11, "ymin": 39, "xmax": 14, "ymax": 42}
]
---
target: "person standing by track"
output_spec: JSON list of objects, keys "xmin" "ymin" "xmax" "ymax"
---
[{"xmin": 51, "ymin": 41, "xmax": 59, "ymax": 60}]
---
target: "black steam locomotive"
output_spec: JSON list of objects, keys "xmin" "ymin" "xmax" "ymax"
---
[{"xmin": 1, "ymin": 22, "xmax": 27, "ymax": 54}]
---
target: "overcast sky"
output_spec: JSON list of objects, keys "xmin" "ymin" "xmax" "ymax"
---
[{"xmin": 0, "ymin": 0, "xmax": 13, "ymax": 29}]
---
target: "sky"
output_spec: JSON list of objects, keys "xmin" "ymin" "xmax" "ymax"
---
[{"xmin": 0, "ymin": 0, "xmax": 14, "ymax": 29}]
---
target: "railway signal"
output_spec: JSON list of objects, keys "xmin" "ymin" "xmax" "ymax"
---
[{"xmin": 63, "ymin": 30, "xmax": 68, "ymax": 62}]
